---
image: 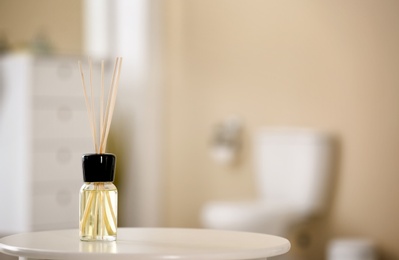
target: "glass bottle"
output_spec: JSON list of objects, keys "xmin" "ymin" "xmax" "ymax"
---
[{"xmin": 80, "ymin": 153, "xmax": 118, "ymax": 241}]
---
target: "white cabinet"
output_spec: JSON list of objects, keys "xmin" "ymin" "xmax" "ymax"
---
[{"xmin": 0, "ymin": 54, "xmax": 104, "ymax": 233}]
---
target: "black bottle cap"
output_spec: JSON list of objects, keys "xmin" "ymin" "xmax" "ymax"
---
[{"xmin": 82, "ymin": 153, "xmax": 116, "ymax": 182}]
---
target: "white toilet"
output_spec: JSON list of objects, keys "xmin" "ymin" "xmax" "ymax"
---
[{"xmin": 201, "ymin": 128, "xmax": 332, "ymax": 238}]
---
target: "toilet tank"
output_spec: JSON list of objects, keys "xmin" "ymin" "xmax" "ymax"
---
[{"xmin": 254, "ymin": 128, "xmax": 332, "ymax": 214}]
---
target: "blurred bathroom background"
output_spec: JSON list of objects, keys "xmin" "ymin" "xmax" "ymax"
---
[{"xmin": 1, "ymin": 0, "xmax": 399, "ymax": 259}]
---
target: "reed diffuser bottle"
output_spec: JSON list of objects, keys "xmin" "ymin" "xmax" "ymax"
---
[
  {"xmin": 80, "ymin": 154, "xmax": 117, "ymax": 241},
  {"xmin": 78, "ymin": 57, "xmax": 123, "ymax": 241}
]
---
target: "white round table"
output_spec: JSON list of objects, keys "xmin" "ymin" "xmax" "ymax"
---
[{"xmin": 0, "ymin": 228, "xmax": 290, "ymax": 260}]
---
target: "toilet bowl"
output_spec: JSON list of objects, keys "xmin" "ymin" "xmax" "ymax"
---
[{"xmin": 201, "ymin": 128, "xmax": 332, "ymax": 238}]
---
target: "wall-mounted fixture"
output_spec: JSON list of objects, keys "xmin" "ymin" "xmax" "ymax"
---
[{"xmin": 210, "ymin": 116, "xmax": 242, "ymax": 165}]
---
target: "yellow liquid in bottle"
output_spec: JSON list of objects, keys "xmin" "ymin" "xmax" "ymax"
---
[{"xmin": 79, "ymin": 183, "xmax": 118, "ymax": 241}]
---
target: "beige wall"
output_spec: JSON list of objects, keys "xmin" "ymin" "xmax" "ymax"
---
[
  {"xmin": 2, "ymin": 0, "xmax": 399, "ymax": 258},
  {"xmin": 164, "ymin": 0, "xmax": 399, "ymax": 259},
  {"xmin": 0, "ymin": 0, "xmax": 82, "ymax": 54}
]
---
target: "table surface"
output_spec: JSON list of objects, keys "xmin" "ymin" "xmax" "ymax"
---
[{"xmin": 0, "ymin": 228, "xmax": 290, "ymax": 260}]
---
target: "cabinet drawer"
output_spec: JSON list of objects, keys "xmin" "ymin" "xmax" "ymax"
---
[
  {"xmin": 31, "ymin": 180, "xmax": 81, "ymax": 229},
  {"xmin": 32, "ymin": 108, "xmax": 92, "ymax": 139},
  {"xmin": 33, "ymin": 58, "xmax": 83, "ymax": 97},
  {"xmin": 32, "ymin": 151, "xmax": 87, "ymax": 182},
  {"xmin": 32, "ymin": 138, "xmax": 92, "ymax": 182},
  {"xmin": 32, "ymin": 57, "xmax": 112, "ymax": 97}
]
